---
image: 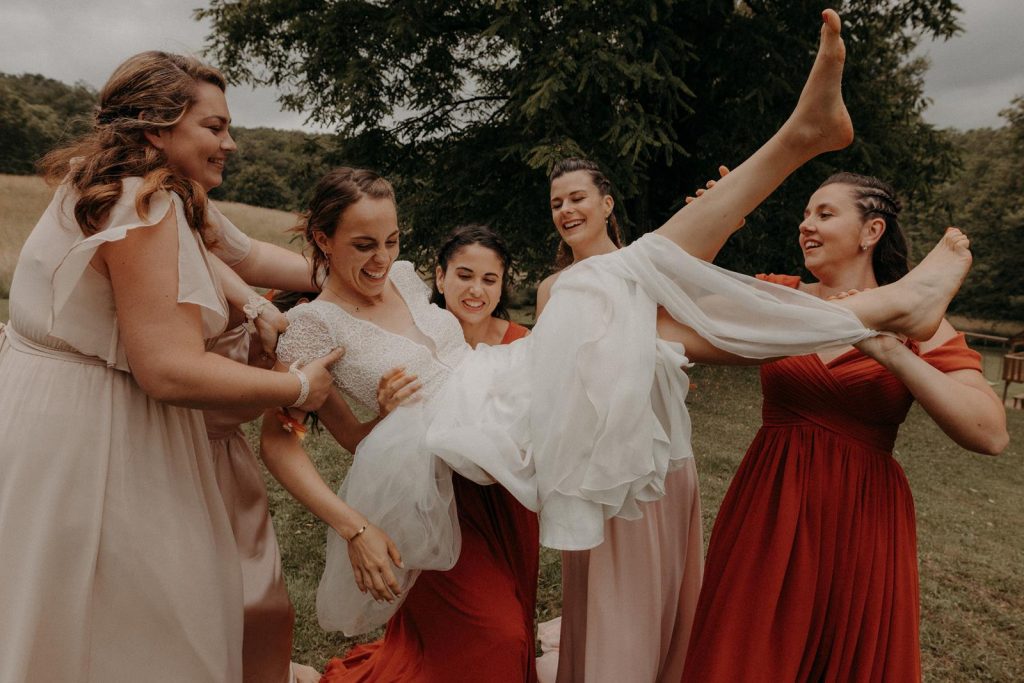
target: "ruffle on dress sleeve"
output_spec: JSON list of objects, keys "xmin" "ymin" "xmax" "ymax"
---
[
  {"xmin": 49, "ymin": 178, "xmax": 227, "ymax": 368},
  {"xmin": 922, "ymin": 332, "xmax": 983, "ymax": 373},
  {"xmin": 206, "ymin": 202, "xmax": 254, "ymax": 266}
]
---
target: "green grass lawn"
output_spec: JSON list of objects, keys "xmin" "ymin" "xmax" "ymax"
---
[{"xmin": 249, "ymin": 363, "xmax": 1024, "ymax": 681}]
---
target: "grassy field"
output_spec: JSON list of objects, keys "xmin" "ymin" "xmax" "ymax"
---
[
  {"xmin": 4, "ymin": 172, "xmax": 1023, "ymax": 679},
  {"xmin": 245, "ymin": 363, "xmax": 1024, "ymax": 681}
]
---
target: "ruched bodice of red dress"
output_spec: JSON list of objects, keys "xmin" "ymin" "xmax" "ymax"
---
[{"xmin": 683, "ymin": 274, "xmax": 981, "ymax": 683}]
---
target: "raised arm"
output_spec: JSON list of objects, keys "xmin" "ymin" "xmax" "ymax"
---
[
  {"xmin": 856, "ymin": 322, "xmax": 1008, "ymax": 455},
  {"xmin": 232, "ymin": 239, "xmax": 317, "ymax": 292}
]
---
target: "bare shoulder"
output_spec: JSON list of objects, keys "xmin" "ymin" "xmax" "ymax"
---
[
  {"xmin": 537, "ymin": 272, "xmax": 561, "ymax": 297},
  {"xmin": 535, "ymin": 271, "xmax": 562, "ymax": 315}
]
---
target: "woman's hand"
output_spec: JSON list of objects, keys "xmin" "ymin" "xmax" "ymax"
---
[
  {"xmin": 854, "ymin": 333, "xmax": 906, "ymax": 363},
  {"xmin": 376, "ymin": 367, "xmax": 422, "ymax": 417},
  {"xmin": 346, "ymin": 523, "xmax": 404, "ymax": 602},
  {"xmin": 684, "ymin": 165, "xmax": 745, "ymax": 229},
  {"xmin": 293, "ymin": 348, "xmax": 345, "ymax": 411},
  {"xmin": 253, "ymin": 303, "xmax": 289, "ymax": 357}
]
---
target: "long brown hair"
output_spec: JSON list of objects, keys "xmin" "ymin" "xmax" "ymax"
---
[
  {"xmin": 300, "ymin": 167, "xmax": 397, "ymax": 289},
  {"xmin": 818, "ymin": 172, "xmax": 910, "ymax": 286},
  {"xmin": 38, "ymin": 51, "xmax": 227, "ymax": 237},
  {"xmin": 549, "ymin": 157, "xmax": 623, "ymax": 269}
]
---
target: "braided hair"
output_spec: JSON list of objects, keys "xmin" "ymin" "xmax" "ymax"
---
[{"xmin": 818, "ymin": 172, "xmax": 910, "ymax": 285}]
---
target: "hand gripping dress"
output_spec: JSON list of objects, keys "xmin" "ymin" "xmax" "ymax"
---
[
  {"xmin": 319, "ymin": 321, "xmax": 541, "ymax": 682},
  {"xmin": 276, "ymin": 235, "xmax": 875, "ymax": 636},
  {"xmin": 0, "ymin": 179, "xmax": 243, "ymax": 682},
  {"xmin": 682, "ymin": 273, "xmax": 984, "ymax": 683}
]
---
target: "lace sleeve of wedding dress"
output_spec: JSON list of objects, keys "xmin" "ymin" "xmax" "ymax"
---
[{"xmin": 276, "ymin": 306, "xmax": 336, "ymax": 368}]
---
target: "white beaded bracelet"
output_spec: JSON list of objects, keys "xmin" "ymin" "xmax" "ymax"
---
[{"xmin": 288, "ymin": 361, "xmax": 310, "ymax": 408}]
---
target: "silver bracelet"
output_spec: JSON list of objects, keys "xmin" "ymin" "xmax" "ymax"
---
[{"xmin": 288, "ymin": 361, "xmax": 310, "ymax": 408}]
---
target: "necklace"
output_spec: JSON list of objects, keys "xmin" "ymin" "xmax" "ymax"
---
[{"xmin": 323, "ymin": 279, "xmax": 385, "ymax": 313}]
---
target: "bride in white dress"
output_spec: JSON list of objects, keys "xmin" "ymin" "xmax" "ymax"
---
[{"xmin": 260, "ymin": 10, "xmax": 973, "ymax": 637}]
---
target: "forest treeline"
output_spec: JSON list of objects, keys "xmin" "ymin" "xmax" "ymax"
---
[{"xmin": 1, "ymin": 69, "xmax": 1021, "ymax": 320}]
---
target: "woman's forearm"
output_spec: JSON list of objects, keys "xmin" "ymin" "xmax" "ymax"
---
[
  {"xmin": 260, "ymin": 409, "xmax": 368, "ymax": 539},
  {"xmin": 871, "ymin": 344, "xmax": 1008, "ymax": 455},
  {"xmin": 232, "ymin": 240, "xmax": 316, "ymax": 292},
  {"xmin": 137, "ymin": 348, "xmax": 302, "ymax": 409}
]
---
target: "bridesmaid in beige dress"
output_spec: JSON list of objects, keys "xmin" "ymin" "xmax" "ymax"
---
[{"xmin": 0, "ymin": 51, "xmax": 340, "ymax": 682}]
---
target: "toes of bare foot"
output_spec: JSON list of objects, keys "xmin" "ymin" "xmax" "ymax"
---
[{"xmin": 822, "ymin": 9, "xmax": 841, "ymax": 35}]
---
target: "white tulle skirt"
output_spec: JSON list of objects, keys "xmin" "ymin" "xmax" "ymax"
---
[{"xmin": 317, "ymin": 233, "xmax": 873, "ymax": 635}]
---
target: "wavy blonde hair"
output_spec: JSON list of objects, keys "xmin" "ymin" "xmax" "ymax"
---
[{"xmin": 39, "ymin": 51, "xmax": 227, "ymax": 238}]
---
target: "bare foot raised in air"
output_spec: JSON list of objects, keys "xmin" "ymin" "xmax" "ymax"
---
[
  {"xmin": 891, "ymin": 227, "xmax": 972, "ymax": 340},
  {"xmin": 781, "ymin": 9, "xmax": 854, "ymax": 157},
  {"xmin": 841, "ymin": 228, "xmax": 972, "ymax": 341}
]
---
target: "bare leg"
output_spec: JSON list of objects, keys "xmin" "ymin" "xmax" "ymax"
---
[
  {"xmin": 833, "ymin": 228, "xmax": 972, "ymax": 340},
  {"xmin": 655, "ymin": 10, "xmax": 851, "ymax": 260}
]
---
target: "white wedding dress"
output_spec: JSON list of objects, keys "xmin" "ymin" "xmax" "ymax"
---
[{"xmin": 276, "ymin": 233, "xmax": 873, "ymax": 635}]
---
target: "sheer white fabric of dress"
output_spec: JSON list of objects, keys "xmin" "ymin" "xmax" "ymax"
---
[{"xmin": 277, "ymin": 233, "xmax": 874, "ymax": 636}]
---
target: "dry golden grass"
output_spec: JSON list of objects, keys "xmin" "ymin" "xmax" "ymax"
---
[{"xmin": 0, "ymin": 173, "xmax": 302, "ymax": 299}]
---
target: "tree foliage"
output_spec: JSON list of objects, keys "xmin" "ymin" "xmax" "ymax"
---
[
  {"xmin": 200, "ymin": 0, "xmax": 963, "ymax": 280},
  {"xmin": 0, "ymin": 74, "xmax": 96, "ymax": 174},
  {"xmin": 209, "ymin": 126, "xmax": 333, "ymax": 209},
  {"xmin": 906, "ymin": 97, "xmax": 1024, "ymax": 321}
]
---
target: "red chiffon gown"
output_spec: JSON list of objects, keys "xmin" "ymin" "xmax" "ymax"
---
[
  {"xmin": 682, "ymin": 274, "xmax": 982, "ymax": 683},
  {"xmin": 323, "ymin": 321, "xmax": 540, "ymax": 683}
]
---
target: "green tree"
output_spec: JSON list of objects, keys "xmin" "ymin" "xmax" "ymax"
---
[
  {"xmin": 906, "ymin": 97, "xmax": 1024, "ymax": 321},
  {"xmin": 200, "ymin": 0, "xmax": 961, "ymax": 280},
  {"xmin": 0, "ymin": 73, "xmax": 97, "ymax": 174},
  {"xmin": 225, "ymin": 161, "xmax": 295, "ymax": 208},
  {"xmin": 212, "ymin": 127, "xmax": 332, "ymax": 210}
]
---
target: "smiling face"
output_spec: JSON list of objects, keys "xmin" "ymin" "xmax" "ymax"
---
[
  {"xmin": 315, "ymin": 196, "xmax": 400, "ymax": 301},
  {"xmin": 550, "ymin": 170, "xmax": 615, "ymax": 255},
  {"xmin": 147, "ymin": 81, "xmax": 236, "ymax": 191},
  {"xmin": 799, "ymin": 183, "xmax": 881, "ymax": 279},
  {"xmin": 435, "ymin": 243, "xmax": 506, "ymax": 325}
]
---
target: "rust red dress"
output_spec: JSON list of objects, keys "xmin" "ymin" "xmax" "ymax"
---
[
  {"xmin": 322, "ymin": 321, "xmax": 539, "ymax": 683},
  {"xmin": 682, "ymin": 275, "xmax": 982, "ymax": 683}
]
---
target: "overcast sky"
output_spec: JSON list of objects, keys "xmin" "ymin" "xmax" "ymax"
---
[{"xmin": 1, "ymin": 0, "xmax": 1021, "ymax": 133}]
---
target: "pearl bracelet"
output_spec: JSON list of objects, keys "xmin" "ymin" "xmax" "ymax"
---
[{"xmin": 288, "ymin": 361, "xmax": 310, "ymax": 408}]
